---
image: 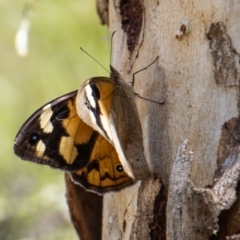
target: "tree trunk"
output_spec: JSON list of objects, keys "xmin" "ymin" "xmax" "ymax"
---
[{"xmin": 66, "ymin": 0, "xmax": 240, "ymax": 239}]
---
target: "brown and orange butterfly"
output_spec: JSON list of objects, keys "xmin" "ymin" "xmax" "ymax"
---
[
  {"xmin": 14, "ymin": 90, "xmax": 135, "ymax": 194},
  {"xmin": 14, "ymin": 68, "xmax": 151, "ymax": 194}
]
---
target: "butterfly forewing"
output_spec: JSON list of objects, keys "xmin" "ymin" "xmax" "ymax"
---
[
  {"xmin": 14, "ymin": 90, "xmax": 134, "ymax": 194},
  {"xmin": 14, "ymin": 91, "xmax": 93, "ymax": 170}
]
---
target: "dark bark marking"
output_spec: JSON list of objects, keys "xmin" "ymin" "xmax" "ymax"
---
[
  {"xmin": 122, "ymin": 219, "xmax": 126, "ymax": 233},
  {"xmin": 207, "ymin": 22, "xmax": 240, "ymax": 86},
  {"xmin": 215, "ymin": 118, "xmax": 238, "ymax": 178},
  {"xmin": 175, "ymin": 19, "xmax": 191, "ymax": 40},
  {"xmin": 214, "ymin": 117, "xmax": 240, "ymax": 238},
  {"xmin": 149, "ymin": 180, "xmax": 166, "ymax": 240},
  {"xmin": 120, "ymin": 0, "xmax": 143, "ymax": 53},
  {"xmin": 149, "ymin": 174, "xmax": 167, "ymax": 240},
  {"xmin": 217, "ymin": 183, "xmax": 240, "ymax": 239},
  {"xmin": 214, "ymin": 105, "xmax": 240, "ymax": 239}
]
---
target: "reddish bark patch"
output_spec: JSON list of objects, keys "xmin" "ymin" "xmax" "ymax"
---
[{"xmin": 120, "ymin": 0, "xmax": 143, "ymax": 53}]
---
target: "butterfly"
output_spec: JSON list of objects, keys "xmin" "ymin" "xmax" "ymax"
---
[
  {"xmin": 14, "ymin": 67, "xmax": 151, "ymax": 194},
  {"xmin": 76, "ymin": 66, "xmax": 151, "ymax": 180}
]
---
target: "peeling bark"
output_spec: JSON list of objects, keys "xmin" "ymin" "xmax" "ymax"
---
[
  {"xmin": 167, "ymin": 139, "xmax": 240, "ymax": 239},
  {"xmin": 207, "ymin": 22, "xmax": 240, "ymax": 86}
]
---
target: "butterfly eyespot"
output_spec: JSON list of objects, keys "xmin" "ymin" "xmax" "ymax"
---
[
  {"xmin": 136, "ymin": 158, "xmax": 140, "ymax": 162},
  {"xmin": 115, "ymin": 164, "xmax": 124, "ymax": 173},
  {"xmin": 85, "ymin": 101, "xmax": 90, "ymax": 109},
  {"xmin": 29, "ymin": 133, "xmax": 40, "ymax": 145}
]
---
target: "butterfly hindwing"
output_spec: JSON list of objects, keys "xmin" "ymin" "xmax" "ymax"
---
[
  {"xmin": 70, "ymin": 134, "xmax": 134, "ymax": 193},
  {"xmin": 14, "ymin": 91, "xmax": 134, "ymax": 194}
]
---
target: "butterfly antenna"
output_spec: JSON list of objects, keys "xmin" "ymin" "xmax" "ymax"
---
[{"xmin": 80, "ymin": 47, "xmax": 110, "ymax": 74}]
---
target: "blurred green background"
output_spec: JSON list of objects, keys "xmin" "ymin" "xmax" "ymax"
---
[{"xmin": 0, "ymin": 0, "xmax": 109, "ymax": 239}]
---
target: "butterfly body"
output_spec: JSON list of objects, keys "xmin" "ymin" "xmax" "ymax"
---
[
  {"xmin": 77, "ymin": 67, "xmax": 151, "ymax": 180},
  {"xmin": 14, "ymin": 91, "xmax": 134, "ymax": 194}
]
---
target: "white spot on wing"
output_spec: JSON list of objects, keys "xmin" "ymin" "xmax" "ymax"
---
[
  {"xmin": 43, "ymin": 104, "xmax": 51, "ymax": 111},
  {"xmin": 59, "ymin": 136, "xmax": 77, "ymax": 164},
  {"xmin": 85, "ymin": 85, "xmax": 96, "ymax": 109},
  {"xmin": 40, "ymin": 107, "xmax": 54, "ymax": 133},
  {"xmin": 36, "ymin": 140, "xmax": 46, "ymax": 157}
]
